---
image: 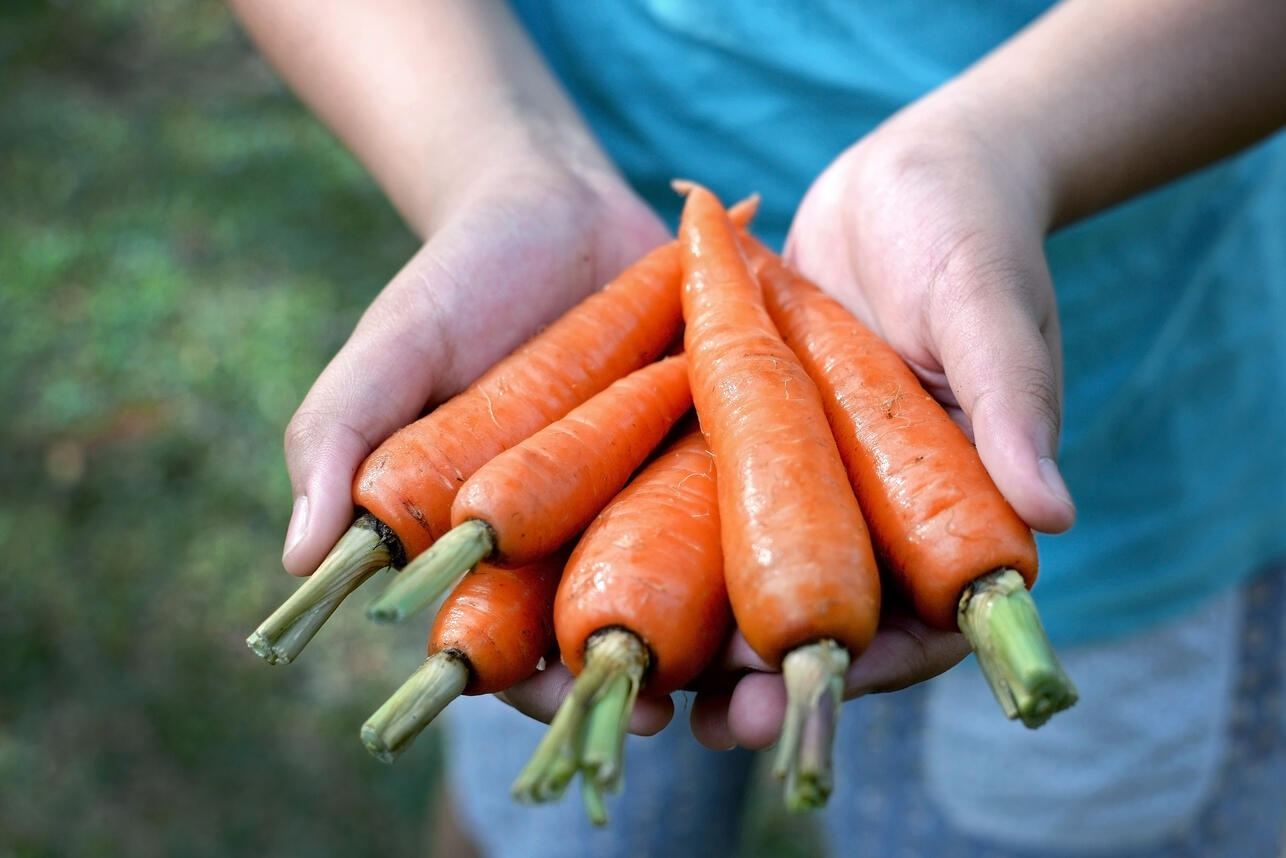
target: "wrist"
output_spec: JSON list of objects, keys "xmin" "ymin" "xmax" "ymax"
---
[
  {"xmin": 868, "ymin": 88, "xmax": 1060, "ymax": 236},
  {"xmin": 408, "ymin": 107, "xmax": 629, "ymax": 238}
]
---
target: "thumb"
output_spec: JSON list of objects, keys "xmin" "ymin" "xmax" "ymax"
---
[
  {"xmin": 281, "ymin": 282, "xmax": 449, "ymax": 576},
  {"xmin": 929, "ymin": 243, "xmax": 1076, "ymax": 535}
]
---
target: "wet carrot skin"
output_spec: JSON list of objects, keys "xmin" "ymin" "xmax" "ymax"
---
[
  {"xmin": 678, "ymin": 187, "xmax": 880, "ymax": 668},
  {"xmin": 556, "ymin": 429, "xmax": 730, "ymax": 694},
  {"xmin": 430, "ymin": 555, "xmax": 564, "ymax": 695},
  {"xmin": 746, "ymin": 239, "xmax": 1038, "ymax": 631},
  {"xmin": 354, "ymin": 242, "xmax": 687, "ymax": 559},
  {"xmin": 451, "ymin": 354, "xmax": 695, "ymax": 567}
]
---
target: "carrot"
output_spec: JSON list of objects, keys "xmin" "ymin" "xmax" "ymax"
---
[
  {"xmin": 676, "ymin": 183, "xmax": 881, "ymax": 810},
  {"xmin": 245, "ymin": 199, "xmax": 757, "ymax": 666},
  {"xmin": 510, "ymin": 426, "xmax": 730, "ymax": 820},
  {"xmin": 360, "ymin": 553, "xmax": 564, "ymax": 763},
  {"xmin": 365, "ymin": 354, "xmax": 695, "ymax": 623},
  {"xmin": 743, "ymin": 234, "xmax": 1077, "ymax": 727}
]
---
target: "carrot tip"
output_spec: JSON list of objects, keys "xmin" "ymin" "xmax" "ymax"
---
[{"xmin": 670, "ymin": 178, "xmax": 697, "ymax": 196}]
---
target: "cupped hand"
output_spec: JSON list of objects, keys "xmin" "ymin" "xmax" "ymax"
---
[
  {"xmin": 280, "ymin": 160, "xmax": 670, "ymax": 577},
  {"xmin": 690, "ymin": 98, "xmax": 1077, "ymax": 751},
  {"xmin": 786, "ymin": 101, "xmax": 1076, "ymax": 536}
]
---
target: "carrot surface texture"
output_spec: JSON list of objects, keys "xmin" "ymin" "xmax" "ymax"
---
[
  {"xmin": 246, "ymin": 200, "xmax": 756, "ymax": 666},
  {"xmin": 744, "ymin": 235, "xmax": 1077, "ymax": 728},
  {"xmin": 511, "ymin": 427, "xmax": 730, "ymax": 821},
  {"xmin": 366, "ymin": 354, "xmax": 695, "ymax": 624},
  {"xmin": 677, "ymin": 183, "xmax": 880, "ymax": 810},
  {"xmin": 360, "ymin": 553, "xmax": 564, "ymax": 763}
]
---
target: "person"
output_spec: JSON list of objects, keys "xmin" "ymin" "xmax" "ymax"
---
[{"xmin": 229, "ymin": 0, "xmax": 1286, "ymax": 855}]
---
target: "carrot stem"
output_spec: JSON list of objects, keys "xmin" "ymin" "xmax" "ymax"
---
[
  {"xmin": 771, "ymin": 638, "xmax": 849, "ymax": 811},
  {"xmin": 246, "ymin": 513, "xmax": 395, "ymax": 664},
  {"xmin": 957, "ymin": 568, "xmax": 1079, "ymax": 728},
  {"xmin": 580, "ymin": 671, "xmax": 636, "ymax": 794},
  {"xmin": 360, "ymin": 650, "xmax": 470, "ymax": 763},
  {"xmin": 510, "ymin": 628, "xmax": 648, "ymax": 805},
  {"xmin": 579, "ymin": 772, "xmax": 609, "ymax": 827},
  {"xmin": 365, "ymin": 519, "xmax": 494, "ymax": 624}
]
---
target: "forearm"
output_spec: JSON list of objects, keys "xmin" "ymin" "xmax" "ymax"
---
[
  {"xmin": 926, "ymin": 0, "xmax": 1286, "ymax": 227},
  {"xmin": 227, "ymin": 0, "xmax": 613, "ymax": 237}
]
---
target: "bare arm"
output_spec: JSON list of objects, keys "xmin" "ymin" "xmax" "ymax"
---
[
  {"xmin": 940, "ymin": 0, "xmax": 1286, "ymax": 227},
  {"xmin": 227, "ymin": 0, "xmax": 618, "ymax": 237}
]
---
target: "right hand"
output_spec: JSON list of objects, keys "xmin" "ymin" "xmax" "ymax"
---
[{"xmin": 279, "ymin": 157, "xmax": 670, "ymax": 577}]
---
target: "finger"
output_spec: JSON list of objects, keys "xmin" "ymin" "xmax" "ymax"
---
[
  {"xmin": 281, "ymin": 243, "xmax": 454, "ymax": 575},
  {"xmin": 688, "ymin": 691, "xmax": 737, "ymax": 750},
  {"xmin": 843, "ymin": 615, "xmax": 971, "ymax": 698},
  {"xmin": 725, "ymin": 671, "xmax": 787, "ymax": 750},
  {"xmin": 928, "ymin": 235, "xmax": 1076, "ymax": 534}
]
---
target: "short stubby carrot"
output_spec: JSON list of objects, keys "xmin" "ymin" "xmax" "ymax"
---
[
  {"xmin": 677, "ymin": 183, "xmax": 880, "ymax": 809},
  {"xmin": 512, "ymin": 426, "xmax": 730, "ymax": 821},
  {"xmin": 365, "ymin": 355, "xmax": 695, "ymax": 623},
  {"xmin": 745, "ymin": 235, "xmax": 1077, "ymax": 728},
  {"xmin": 360, "ymin": 554, "xmax": 565, "ymax": 763},
  {"xmin": 556, "ymin": 427, "xmax": 728, "ymax": 692}
]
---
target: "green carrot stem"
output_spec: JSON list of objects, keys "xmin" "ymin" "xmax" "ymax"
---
[
  {"xmin": 510, "ymin": 628, "xmax": 648, "ymax": 804},
  {"xmin": 366, "ymin": 519, "xmax": 494, "ymax": 624},
  {"xmin": 579, "ymin": 773, "xmax": 609, "ymax": 827},
  {"xmin": 246, "ymin": 513, "xmax": 396, "ymax": 665},
  {"xmin": 580, "ymin": 671, "xmax": 638, "ymax": 794},
  {"xmin": 957, "ymin": 568, "xmax": 1079, "ymax": 728},
  {"xmin": 771, "ymin": 638, "xmax": 849, "ymax": 812},
  {"xmin": 360, "ymin": 650, "xmax": 470, "ymax": 763}
]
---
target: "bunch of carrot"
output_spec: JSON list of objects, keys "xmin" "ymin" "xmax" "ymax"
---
[{"xmin": 246, "ymin": 183, "xmax": 1076, "ymax": 820}]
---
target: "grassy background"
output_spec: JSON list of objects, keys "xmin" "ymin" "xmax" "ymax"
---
[{"xmin": 0, "ymin": 2, "xmax": 821, "ymax": 855}]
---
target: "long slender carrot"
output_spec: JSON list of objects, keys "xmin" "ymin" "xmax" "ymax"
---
[
  {"xmin": 246, "ymin": 200, "xmax": 757, "ymax": 666},
  {"xmin": 511, "ymin": 427, "xmax": 730, "ymax": 819},
  {"xmin": 744, "ymin": 235, "xmax": 1077, "ymax": 727},
  {"xmin": 677, "ymin": 183, "xmax": 880, "ymax": 810},
  {"xmin": 360, "ymin": 553, "xmax": 565, "ymax": 763},
  {"xmin": 366, "ymin": 355, "xmax": 695, "ymax": 623}
]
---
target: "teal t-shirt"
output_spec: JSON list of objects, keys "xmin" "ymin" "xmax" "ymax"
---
[{"xmin": 510, "ymin": 0, "xmax": 1286, "ymax": 645}]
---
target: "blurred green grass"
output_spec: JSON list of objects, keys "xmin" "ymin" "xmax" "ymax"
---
[{"xmin": 0, "ymin": 3, "xmax": 822, "ymax": 856}]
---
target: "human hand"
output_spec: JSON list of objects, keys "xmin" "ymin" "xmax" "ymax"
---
[
  {"xmin": 280, "ymin": 159, "xmax": 670, "ymax": 577},
  {"xmin": 785, "ymin": 102, "xmax": 1076, "ymax": 536}
]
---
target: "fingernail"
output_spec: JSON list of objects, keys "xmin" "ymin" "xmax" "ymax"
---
[
  {"xmin": 1038, "ymin": 457, "xmax": 1073, "ymax": 509},
  {"xmin": 283, "ymin": 495, "xmax": 309, "ymax": 561}
]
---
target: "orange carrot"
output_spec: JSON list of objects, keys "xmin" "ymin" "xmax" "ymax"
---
[
  {"xmin": 556, "ymin": 427, "xmax": 728, "ymax": 692},
  {"xmin": 677, "ymin": 183, "xmax": 880, "ymax": 809},
  {"xmin": 247, "ymin": 200, "xmax": 757, "ymax": 666},
  {"xmin": 744, "ymin": 235, "xmax": 1076, "ymax": 727},
  {"xmin": 360, "ymin": 553, "xmax": 564, "ymax": 762},
  {"xmin": 511, "ymin": 427, "xmax": 730, "ymax": 819},
  {"xmin": 366, "ymin": 355, "xmax": 695, "ymax": 623}
]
